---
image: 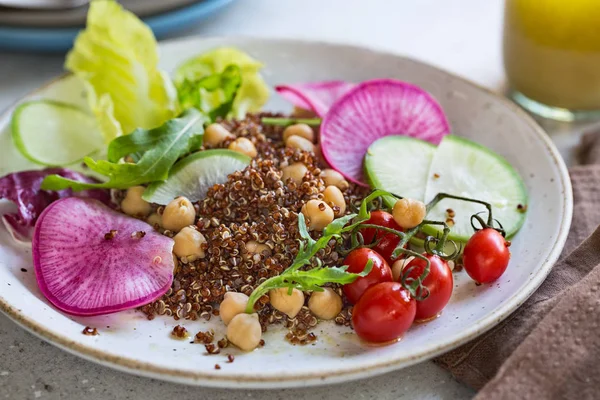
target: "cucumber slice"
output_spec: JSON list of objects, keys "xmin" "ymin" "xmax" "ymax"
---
[
  {"xmin": 143, "ymin": 149, "xmax": 251, "ymax": 205},
  {"xmin": 364, "ymin": 136, "xmax": 436, "ymax": 207},
  {"xmin": 423, "ymin": 135, "xmax": 528, "ymax": 242},
  {"xmin": 11, "ymin": 100, "xmax": 104, "ymax": 166}
]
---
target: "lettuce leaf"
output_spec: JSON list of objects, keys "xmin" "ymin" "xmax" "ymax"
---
[
  {"xmin": 177, "ymin": 64, "xmax": 242, "ymax": 120},
  {"xmin": 65, "ymin": 0, "xmax": 177, "ymax": 141},
  {"xmin": 41, "ymin": 109, "xmax": 206, "ymax": 191},
  {"xmin": 175, "ymin": 47, "xmax": 269, "ymax": 119}
]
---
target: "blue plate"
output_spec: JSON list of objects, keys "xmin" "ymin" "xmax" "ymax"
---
[{"xmin": 0, "ymin": 0, "xmax": 235, "ymax": 53}]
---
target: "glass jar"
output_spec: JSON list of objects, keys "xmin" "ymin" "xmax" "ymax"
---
[{"xmin": 503, "ymin": 0, "xmax": 600, "ymax": 120}]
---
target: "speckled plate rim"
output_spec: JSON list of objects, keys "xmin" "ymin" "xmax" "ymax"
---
[{"xmin": 0, "ymin": 37, "xmax": 573, "ymax": 389}]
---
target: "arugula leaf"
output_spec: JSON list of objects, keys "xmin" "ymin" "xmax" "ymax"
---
[
  {"xmin": 41, "ymin": 109, "xmax": 206, "ymax": 191},
  {"xmin": 177, "ymin": 65, "xmax": 242, "ymax": 121}
]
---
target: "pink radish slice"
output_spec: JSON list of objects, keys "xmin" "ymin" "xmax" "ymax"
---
[
  {"xmin": 320, "ymin": 79, "xmax": 450, "ymax": 185},
  {"xmin": 275, "ymin": 81, "xmax": 355, "ymax": 116},
  {"xmin": 33, "ymin": 197, "xmax": 174, "ymax": 316}
]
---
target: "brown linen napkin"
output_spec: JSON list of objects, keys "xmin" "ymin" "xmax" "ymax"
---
[{"xmin": 434, "ymin": 131, "xmax": 600, "ymax": 399}]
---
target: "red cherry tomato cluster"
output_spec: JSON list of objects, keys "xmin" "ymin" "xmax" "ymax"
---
[
  {"xmin": 344, "ymin": 246, "xmax": 454, "ymax": 343},
  {"xmin": 344, "ymin": 213, "xmax": 511, "ymax": 344}
]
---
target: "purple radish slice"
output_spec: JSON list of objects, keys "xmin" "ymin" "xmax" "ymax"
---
[
  {"xmin": 33, "ymin": 197, "xmax": 174, "ymax": 316},
  {"xmin": 320, "ymin": 79, "xmax": 450, "ymax": 185},
  {"xmin": 275, "ymin": 81, "xmax": 355, "ymax": 117}
]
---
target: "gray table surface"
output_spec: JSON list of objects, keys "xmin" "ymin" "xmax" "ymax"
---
[{"xmin": 0, "ymin": 1, "xmax": 596, "ymax": 399}]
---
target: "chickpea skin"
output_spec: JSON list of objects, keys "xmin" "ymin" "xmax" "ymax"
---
[
  {"xmin": 285, "ymin": 135, "xmax": 315, "ymax": 153},
  {"xmin": 393, "ymin": 198, "xmax": 426, "ymax": 229},
  {"xmin": 323, "ymin": 185, "xmax": 346, "ymax": 215},
  {"xmin": 301, "ymin": 200, "xmax": 334, "ymax": 231},
  {"xmin": 308, "ymin": 288, "xmax": 343, "ymax": 320},
  {"xmin": 121, "ymin": 186, "xmax": 151, "ymax": 217},
  {"xmin": 228, "ymin": 137, "xmax": 257, "ymax": 158},
  {"xmin": 320, "ymin": 169, "xmax": 349, "ymax": 191},
  {"xmin": 283, "ymin": 123, "xmax": 315, "ymax": 143},
  {"xmin": 269, "ymin": 288, "xmax": 305, "ymax": 318},
  {"xmin": 162, "ymin": 196, "xmax": 196, "ymax": 232},
  {"xmin": 219, "ymin": 292, "xmax": 249, "ymax": 325},
  {"xmin": 204, "ymin": 123, "xmax": 234, "ymax": 147},
  {"xmin": 173, "ymin": 226, "xmax": 207, "ymax": 259},
  {"xmin": 391, "ymin": 256, "xmax": 415, "ymax": 282},
  {"xmin": 281, "ymin": 162, "xmax": 308, "ymax": 185},
  {"xmin": 227, "ymin": 313, "xmax": 262, "ymax": 351}
]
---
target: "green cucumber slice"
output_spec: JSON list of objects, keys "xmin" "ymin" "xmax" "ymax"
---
[
  {"xmin": 423, "ymin": 135, "xmax": 528, "ymax": 242},
  {"xmin": 11, "ymin": 100, "xmax": 104, "ymax": 166},
  {"xmin": 364, "ymin": 135, "xmax": 436, "ymax": 207},
  {"xmin": 143, "ymin": 149, "xmax": 251, "ymax": 205}
]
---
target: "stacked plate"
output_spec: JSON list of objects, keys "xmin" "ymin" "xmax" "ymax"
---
[{"xmin": 0, "ymin": 0, "xmax": 235, "ymax": 52}]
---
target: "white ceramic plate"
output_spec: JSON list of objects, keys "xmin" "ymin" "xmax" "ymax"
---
[{"xmin": 0, "ymin": 37, "xmax": 572, "ymax": 388}]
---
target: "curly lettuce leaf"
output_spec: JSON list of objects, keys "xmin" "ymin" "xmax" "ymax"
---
[
  {"xmin": 65, "ymin": 0, "xmax": 177, "ymax": 141},
  {"xmin": 41, "ymin": 109, "xmax": 206, "ymax": 191},
  {"xmin": 177, "ymin": 65, "xmax": 242, "ymax": 120},
  {"xmin": 175, "ymin": 47, "xmax": 269, "ymax": 119}
]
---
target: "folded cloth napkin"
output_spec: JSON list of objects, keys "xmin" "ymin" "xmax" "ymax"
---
[{"xmin": 434, "ymin": 131, "xmax": 600, "ymax": 399}]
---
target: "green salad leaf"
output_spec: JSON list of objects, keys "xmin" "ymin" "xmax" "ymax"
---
[
  {"xmin": 177, "ymin": 65, "xmax": 242, "ymax": 120},
  {"xmin": 175, "ymin": 47, "xmax": 270, "ymax": 119},
  {"xmin": 41, "ymin": 109, "xmax": 206, "ymax": 191},
  {"xmin": 65, "ymin": 0, "xmax": 177, "ymax": 141}
]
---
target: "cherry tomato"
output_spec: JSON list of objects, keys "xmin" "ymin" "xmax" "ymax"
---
[
  {"xmin": 342, "ymin": 248, "xmax": 393, "ymax": 304},
  {"xmin": 352, "ymin": 282, "xmax": 416, "ymax": 343},
  {"xmin": 403, "ymin": 254, "xmax": 453, "ymax": 321},
  {"xmin": 359, "ymin": 210, "xmax": 403, "ymax": 262},
  {"xmin": 463, "ymin": 228, "xmax": 511, "ymax": 284}
]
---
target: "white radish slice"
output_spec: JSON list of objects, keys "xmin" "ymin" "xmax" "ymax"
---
[
  {"xmin": 33, "ymin": 197, "xmax": 174, "ymax": 316},
  {"xmin": 320, "ymin": 79, "xmax": 450, "ymax": 185},
  {"xmin": 275, "ymin": 81, "xmax": 355, "ymax": 116}
]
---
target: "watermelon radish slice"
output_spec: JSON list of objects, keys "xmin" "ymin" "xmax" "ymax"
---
[
  {"xmin": 320, "ymin": 79, "xmax": 450, "ymax": 185},
  {"xmin": 33, "ymin": 197, "xmax": 174, "ymax": 316},
  {"xmin": 275, "ymin": 81, "xmax": 355, "ymax": 116}
]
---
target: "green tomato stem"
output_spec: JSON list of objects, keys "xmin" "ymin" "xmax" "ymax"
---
[{"xmin": 425, "ymin": 192, "xmax": 494, "ymax": 226}]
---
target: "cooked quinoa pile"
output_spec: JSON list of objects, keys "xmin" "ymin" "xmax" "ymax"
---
[{"xmin": 140, "ymin": 113, "xmax": 368, "ymax": 334}]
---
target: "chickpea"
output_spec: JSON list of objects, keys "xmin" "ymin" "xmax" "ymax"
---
[
  {"xmin": 269, "ymin": 287, "xmax": 304, "ymax": 318},
  {"xmin": 162, "ymin": 196, "xmax": 196, "ymax": 232},
  {"xmin": 292, "ymin": 106, "xmax": 317, "ymax": 118},
  {"xmin": 393, "ymin": 198, "xmax": 426, "ymax": 229},
  {"xmin": 285, "ymin": 135, "xmax": 315, "ymax": 153},
  {"xmin": 391, "ymin": 256, "xmax": 415, "ymax": 282},
  {"xmin": 283, "ymin": 123, "xmax": 315, "ymax": 143},
  {"xmin": 447, "ymin": 260, "xmax": 455, "ymax": 272},
  {"xmin": 219, "ymin": 292, "xmax": 249, "ymax": 325},
  {"xmin": 244, "ymin": 240, "xmax": 271, "ymax": 258},
  {"xmin": 146, "ymin": 213, "xmax": 162, "ymax": 229},
  {"xmin": 228, "ymin": 137, "xmax": 257, "ymax": 158},
  {"xmin": 282, "ymin": 162, "xmax": 308, "ymax": 184},
  {"xmin": 323, "ymin": 185, "xmax": 346, "ymax": 215},
  {"xmin": 320, "ymin": 169, "xmax": 349, "ymax": 191},
  {"xmin": 301, "ymin": 199, "xmax": 334, "ymax": 231},
  {"xmin": 227, "ymin": 313, "xmax": 262, "ymax": 351},
  {"xmin": 121, "ymin": 186, "xmax": 151, "ymax": 217},
  {"xmin": 308, "ymin": 288, "xmax": 342, "ymax": 320},
  {"xmin": 173, "ymin": 226, "xmax": 206, "ymax": 259},
  {"xmin": 204, "ymin": 123, "xmax": 233, "ymax": 147}
]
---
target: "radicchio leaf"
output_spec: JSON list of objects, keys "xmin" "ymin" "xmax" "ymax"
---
[{"xmin": 0, "ymin": 168, "xmax": 111, "ymax": 241}]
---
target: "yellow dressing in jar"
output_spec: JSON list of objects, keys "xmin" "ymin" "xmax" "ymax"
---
[{"xmin": 503, "ymin": 0, "xmax": 600, "ymax": 117}]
